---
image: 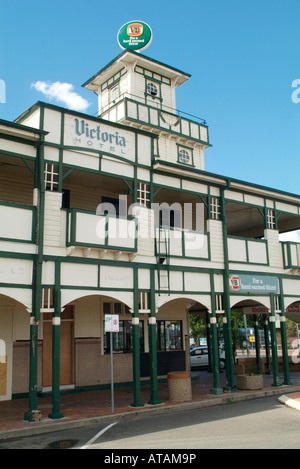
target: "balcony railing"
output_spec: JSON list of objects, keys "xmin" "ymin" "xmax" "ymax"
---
[
  {"xmin": 66, "ymin": 209, "xmax": 138, "ymax": 252},
  {"xmin": 155, "ymin": 227, "xmax": 210, "ymax": 260},
  {"xmin": 228, "ymin": 236, "xmax": 268, "ymax": 265},
  {"xmin": 0, "ymin": 201, "xmax": 36, "ymax": 243},
  {"xmin": 100, "ymin": 94, "xmax": 210, "ymax": 145},
  {"xmin": 282, "ymin": 242, "xmax": 300, "ymax": 269}
]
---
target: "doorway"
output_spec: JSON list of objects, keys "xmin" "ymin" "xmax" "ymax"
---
[
  {"xmin": 42, "ymin": 306, "xmax": 74, "ymax": 388},
  {"xmin": 0, "ymin": 307, "xmax": 13, "ymax": 400}
]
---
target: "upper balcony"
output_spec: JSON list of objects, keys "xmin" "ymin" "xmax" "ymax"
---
[
  {"xmin": 228, "ymin": 236, "xmax": 268, "ymax": 266},
  {"xmin": 100, "ymin": 94, "xmax": 210, "ymax": 147},
  {"xmin": 282, "ymin": 241, "xmax": 300, "ymax": 269},
  {"xmin": 66, "ymin": 208, "xmax": 137, "ymax": 255},
  {"xmin": 155, "ymin": 226, "xmax": 210, "ymax": 261},
  {"xmin": 0, "ymin": 201, "xmax": 36, "ymax": 244},
  {"xmin": 0, "ymin": 152, "xmax": 36, "ymax": 247}
]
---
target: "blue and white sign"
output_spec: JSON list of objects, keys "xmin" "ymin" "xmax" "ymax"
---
[{"xmin": 229, "ymin": 274, "xmax": 279, "ymax": 294}]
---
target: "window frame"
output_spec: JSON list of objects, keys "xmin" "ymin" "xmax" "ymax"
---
[
  {"xmin": 145, "ymin": 78, "xmax": 162, "ymax": 102},
  {"xmin": 177, "ymin": 144, "xmax": 194, "ymax": 167},
  {"xmin": 104, "ymin": 318, "xmax": 144, "ymax": 354},
  {"xmin": 157, "ymin": 320, "xmax": 183, "ymax": 351}
]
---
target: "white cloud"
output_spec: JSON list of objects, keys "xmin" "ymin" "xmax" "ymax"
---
[{"xmin": 32, "ymin": 81, "xmax": 90, "ymax": 112}]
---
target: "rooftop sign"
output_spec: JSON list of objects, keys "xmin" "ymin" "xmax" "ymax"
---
[{"xmin": 117, "ymin": 21, "xmax": 152, "ymax": 52}]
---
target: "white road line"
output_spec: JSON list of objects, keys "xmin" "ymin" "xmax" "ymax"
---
[{"xmin": 80, "ymin": 422, "xmax": 117, "ymax": 449}]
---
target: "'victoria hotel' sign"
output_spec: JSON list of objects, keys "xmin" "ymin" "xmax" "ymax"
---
[{"xmin": 64, "ymin": 114, "xmax": 135, "ymax": 160}]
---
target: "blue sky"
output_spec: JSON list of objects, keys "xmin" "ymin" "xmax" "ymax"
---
[{"xmin": 1, "ymin": 0, "xmax": 300, "ymax": 201}]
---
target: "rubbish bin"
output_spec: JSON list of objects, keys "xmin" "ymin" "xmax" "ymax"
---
[{"xmin": 167, "ymin": 371, "xmax": 192, "ymax": 402}]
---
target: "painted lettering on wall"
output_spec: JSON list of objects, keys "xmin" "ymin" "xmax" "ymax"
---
[
  {"xmin": 74, "ymin": 118, "xmax": 126, "ymax": 148},
  {"xmin": 63, "ymin": 114, "xmax": 135, "ymax": 160}
]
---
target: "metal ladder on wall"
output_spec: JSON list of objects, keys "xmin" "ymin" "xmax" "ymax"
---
[{"xmin": 156, "ymin": 226, "xmax": 170, "ymax": 295}]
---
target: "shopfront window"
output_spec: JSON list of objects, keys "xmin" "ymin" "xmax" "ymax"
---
[
  {"xmin": 104, "ymin": 320, "xmax": 144, "ymax": 353},
  {"xmin": 157, "ymin": 320, "xmax": 182, "ymax": 351}
]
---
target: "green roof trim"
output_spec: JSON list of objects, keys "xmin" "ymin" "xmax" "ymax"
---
[
  {"xmin": 14, "ymin": 101, "xmax": 158, "ymax": 140},
  {"xmin": 82, "ymin": 50, "xmax": 191, "ymax": 89},
  {"xmin": 0, "ymin": 117, "xmax": 48, "ymax": 135}
]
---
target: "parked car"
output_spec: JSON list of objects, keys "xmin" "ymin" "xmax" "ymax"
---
[{"xmin": 190, "ymin": 346, "xmax": 225, "ymax": 370}]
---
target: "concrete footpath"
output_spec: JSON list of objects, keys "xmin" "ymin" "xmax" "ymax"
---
[{"xmin": 1, "ymin": 371, "xmax": 300, "ymax": 441}]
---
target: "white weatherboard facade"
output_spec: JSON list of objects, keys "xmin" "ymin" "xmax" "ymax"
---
[{"xmin": 0, "ymin": 50, "xmax": 299, "ymax": 417}]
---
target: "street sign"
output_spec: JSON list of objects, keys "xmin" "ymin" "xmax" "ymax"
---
[
  {"xmin": 104, "ymin": 314, "xmax": 119, "ymax": 413},
  {"xmin": 105, "ymin": 314, "xmax": 119, "ymax": 332}
]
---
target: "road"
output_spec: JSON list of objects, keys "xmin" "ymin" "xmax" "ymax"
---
[{"xmin": 0, "ymin": 396, "xmax": 300, "ymax": 450}]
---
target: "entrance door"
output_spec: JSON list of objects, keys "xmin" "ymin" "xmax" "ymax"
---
[
  {"xmin": 42, "ymin": 306, "xmax": 73, "ymax": 388},
  {"xmin": 0, "ymin": 308, "xmax": 13, "ymax": 400}
]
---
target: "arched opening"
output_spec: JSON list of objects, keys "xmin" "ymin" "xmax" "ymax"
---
[
  {"xmin": 230, "ymin": 299, "xmax": 271, "ymax": 375},
  {"xmin": 286, "ymin": 301, "xmax": 300, "ymax": 323},
  {"xmin": 42, "ymin": 293, "xmax": 135, "ymax": 391},
  {"xmin": 0, "ymin": 293, "xmax": 30, "ymax": 399},
  {"xmin": 155, "ymin": 298, "xmax": 196, "ymax": 376},
  {"xmin": 285, "ymin": 301, "xmax": 300, "ymax": 356}
]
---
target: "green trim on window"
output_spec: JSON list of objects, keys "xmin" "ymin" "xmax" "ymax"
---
[{"xmin": 177, "ymin": 143, "xmax": 194, "ymax": 166}]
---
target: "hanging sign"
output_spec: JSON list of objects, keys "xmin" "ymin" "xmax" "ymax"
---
[
  {"xmin": 229, "ymin": 274, "xmax": 279, "ymax": 294},
  {"xmin": 117, "ymin": 21, "xmax": 153, "ymax": 52},
  {"xmin": 105, "ymin": 314, "xmax": 120, "ymax": 332}
]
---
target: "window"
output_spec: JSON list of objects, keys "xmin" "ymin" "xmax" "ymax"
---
[
  {"xmin": 159, "ymin": 207, "xmax": 182, "ymax": 229},
  {"xmin": 44, "ymin": 163, "xmax": 58, "ymax": 191},
  {"xmin": 110, "ymin": 85, "xmax": 120, "ymax": 102},
  {"xmin": 177, "ymin": 146, "xmax": 193, "ymax": 166},
  {"xmin": 157, "ymin": 320, "xmax": 182, "ymax": 351},
  {"xmin": 137, "ymin": 183, "xmax": 150, "ymax": 207},
  {"xmin": 210, "ymin": 197, "xmax": 220, "ymax": 220},
  {"xmin": 101, "ymin": 196, "xmax": 120, "ymax": 216},
  {"xmin": 104, "ymin": 320, "xmax": 144, "ymax": 353},
  {"xmin": 179, "ymin": 149, "xmax": 190, "ymax": 164},
  {"xmin": 267, "ymin": 209, "xmax": 276, "ymax": 229},
  {"xmin": 62, "ymin": 188, "xmax": 70, "ymax": 209},
  {"xmin": 147, "ymin": 81, "xmax": 158, "ymax": 97},
  {"xmin": 191, "ymin": 348, "xmax": 208, "ymax": 356}
]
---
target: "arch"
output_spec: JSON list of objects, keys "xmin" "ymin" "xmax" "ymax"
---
[
  {"xmin": 230, "ymin": 297, "xmax": 270, "ymax": 313},
  {"xmin": 285, "ymin": 300, "xmax": 300, "ymax": 323},
  {"xmin": 0, "ymin": 291, "xmax": 31, "ymax": 312},
  {"xmin": 156, "ymin": 294, "xmax": 211, "ymax": 313},
  {"xmin": 61, "ymin": 289, "xmax": 133, "ymax": 311}
]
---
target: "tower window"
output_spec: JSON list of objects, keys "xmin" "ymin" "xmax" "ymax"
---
[
  {"xmin": 146, "ymin": 81, "xmax": 158, "ymax": 97},
  {"xmin": 178, "ymin": 149, "xmax": 190, "ymax": 164},
  {"xmin": 177, "ymin": 145, "xmax": 193, "ymax": 166},
  {"xmin": 110, "ymin": 85, "xmax": 120, "ymax": 102}
]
